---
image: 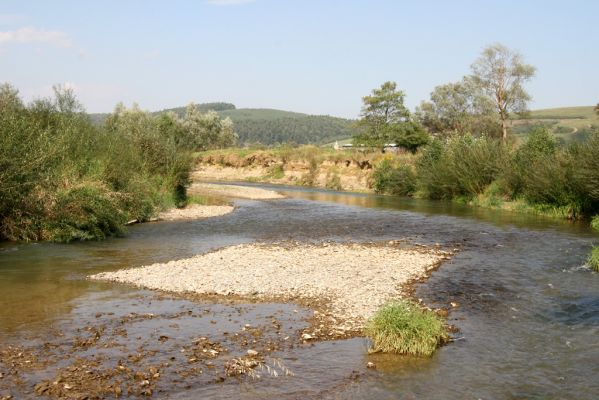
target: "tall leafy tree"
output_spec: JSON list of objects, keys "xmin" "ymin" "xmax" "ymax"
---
[
  {"xmin": 416, "ymin": 77, "xmax": 500, "ymax": 136},
  {"xmin": 354, "ymin": 81, "xmax": 428, "ymax": 152},
  {"xmin": 470, "ymin": 43, "xmax": 536, "ymax": 141}
]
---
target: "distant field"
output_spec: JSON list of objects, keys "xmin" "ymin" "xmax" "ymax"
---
[{"xmin": 511, "ymin": 106, "xmax": 598, "ymax": 142}]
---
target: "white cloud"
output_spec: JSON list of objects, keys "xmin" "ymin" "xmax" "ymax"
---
[
  {"xmin": 0, "ymin": 27, "xmax": 72, "ymax": 48},
  {"xmin": 206, "ymin": 0, "xmax": 255, "ymax": 5}
]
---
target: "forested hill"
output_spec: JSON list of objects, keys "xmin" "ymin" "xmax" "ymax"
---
[{"xmin": 90, "ymin": 104, "xmax": 356, "ymax": 145}]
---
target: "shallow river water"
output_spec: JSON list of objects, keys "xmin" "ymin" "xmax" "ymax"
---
[{"xmin": 1, "ymin": 184, "xmax": 598, "ymax": 399}]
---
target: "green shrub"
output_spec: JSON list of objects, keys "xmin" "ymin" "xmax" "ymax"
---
[
  {"xmin": 325, "ymin": 171, "xmax": 343, "ymax": 191},
  {"xmin": 573, "ymin": 132, "xmax": 599, "ymax": 204},
  {"xmin": 504, "ymin": 127, "xmax": 557, "ymax": 197},
  {"xmin": 372, "ymin": 159, "xmax": 416, "ymax": 196},
  {"xmin": 266, "ymin": 164, "xmax": 285, "ymax": 179},
  {"xmin": 365, "ymin": 300, "xmax": 448, "ymax": 356},
  {"xmin": 591, "ymin": 215, "xmax": 599, "ymax": 231},
  {"xmin": 588, "ymin": 247, "xmax": 599, "ymax": 272},
  {"xmin": 415, "ymin": 139, "xmax": 452, "ymax": 199},
  {"xmin": 46, "ymin": 184, "xmax": 126, "ymax": 242},
  {"xmin": 416, "ymin": 135, "xmax": 508, "ymax": 199},
  {"xmin": 0, "ymin": 84, "xmax": 214, "ymax": 242},
  {"xmin": 299, "ymin": 156, "xmax": 319, "ymax": 186}
]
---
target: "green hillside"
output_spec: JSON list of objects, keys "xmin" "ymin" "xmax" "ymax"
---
[
  {"xmin": 220, "ymin": 108, "xmax": 307, "ymax": 120},
  {"xmin": 91, "ymin": 104, "xmax": 355, "ymax": 146},
  {"xmin": 512, "ymin": 106, "xmax": 598, "ymax": 142}
]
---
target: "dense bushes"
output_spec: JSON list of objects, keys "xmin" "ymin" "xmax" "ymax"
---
[
  {"xmin": 372, "ymin": 159, "xmax": 416, "ymax": 196},
  {"xmin": 372, "ymin": 128, "xmax": 599, "ymax": 220},
  {"xmin": 0, "ymin": 84, "xmax": 236, "ymax": 242},
  {"xmin": 414, "ymin": 135, "xmax": 509, "ymax": 200}
]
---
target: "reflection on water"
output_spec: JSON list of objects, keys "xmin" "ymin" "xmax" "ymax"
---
[{"xmin": 1, "ymin": 185, "xmax": 599, "ymax": 398}]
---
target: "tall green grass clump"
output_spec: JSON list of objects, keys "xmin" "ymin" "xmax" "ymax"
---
[
  {"xmin": 365, "ymin": 300, "xmax": 448, "ymax": 356},
  {"xmin": 588, "ymin": 247, "xmax": 599, "ymax": 272}
]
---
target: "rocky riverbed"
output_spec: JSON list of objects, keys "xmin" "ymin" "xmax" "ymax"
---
[{"xmin": 91, "ymin": 242, "xmax": 451, "ymax": 337}]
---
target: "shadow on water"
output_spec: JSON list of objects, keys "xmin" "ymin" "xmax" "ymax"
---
[{"xmin": 1, "ymin": 184, "xmax": 599, "ymax": 398}]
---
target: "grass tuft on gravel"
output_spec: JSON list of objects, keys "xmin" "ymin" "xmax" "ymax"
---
[
  {"xmin": 365, "ymin": 300, "xmax": 447, "ymax": 356},
  {"xmin": 588, "ymin": 246, "xmax": 599, "ymax": 272}
]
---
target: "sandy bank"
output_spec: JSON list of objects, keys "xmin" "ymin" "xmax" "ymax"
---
[
  {"xmin": 189, "ymin": 182, "xmax": 284, "ymax": 200},
  {"xmin": 192, "ymin": 164, "xmax": 371, "ymax": 192},
  {"xmin": 90, "ymin": 242, "xmax": 450, "ymax": 336},
  {"xmin": 157, "ymin": 204, "xmax": 234, "ymax": 221}
]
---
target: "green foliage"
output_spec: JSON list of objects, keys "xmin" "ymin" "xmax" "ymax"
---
[
  {"xmin": 393, "ymin": 121, "xmax": 430, "ymax": 153},
  {"xmin": 470, "ymin": 43, "xmax": 536, "ymax": 140},
  {"xmin": 416, "ymin": 135, "xmax": 509, "ymax": 199},
  {"xmin": 354, "ymin": 81, "xmax": 428, "ymax": 153},
  {"xmin": 230, "ymin": 114, "xmax": 354, "ymax": 145},
  {"xmin": 95, "ymin": 106, "xmax": 355, "ymax": 146},
  {"xmin": 573, "ymin": 132, "xmax": 599, "ymax": 203},
  {"xmin": 299, "ymin": 156, "xmax": 319, "ymax": 186},
  {"xmin": 504, "ymin": 127, "xmax": 558, "ymax": 197},
  {"xmin": 591, "ymin": 215, "xmax": 599, "ymax": 232},
  {"xmin": 181, "ymin": 105, "xmax": 237, "ymax": 150},
  {"xmin": 359, "ymin": 81, "xmax": 410, "ymax": 128},
  {"xmin": 0, "ymin": 84, "xmax": 232, "ymax": 242},
  {"xmin": 416, "ymin": 78, "xmax": 501, "ymax": 137},
  {"xmin": 372, "ymin": 159, "xmax": 416, "ymax": 196},
  {"xmin": 325, "ymin": 171, "xmax": 343, "ymax": 191},
  {"xmin": 588, "ymin": 246, "xmax": 599, "ymax": 272},
  {"xmin": 365, "ymin": 300, "xmax": 447, "ymax": 356},
  {"xmin": 46, "ymin": 184, "xmax": 126, "ymax": 242},
  {"xmin": 266, "ymin": 164, "xmax": 285, "ymax": 179}
]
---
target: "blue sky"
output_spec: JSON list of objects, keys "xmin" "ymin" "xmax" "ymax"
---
[{"xmin": 1, "ymin": 0, "xmax": 597, "ymax": 118}]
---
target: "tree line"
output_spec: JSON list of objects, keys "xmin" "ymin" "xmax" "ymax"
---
[{"xmin": 355, "ymin": 43, "xmax": 536, "ymax": 152}]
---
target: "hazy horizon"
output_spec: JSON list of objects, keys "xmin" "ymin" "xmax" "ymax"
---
[{"xmin": 2, "ymin": 0, "xmax": 598, "ymax": 118}]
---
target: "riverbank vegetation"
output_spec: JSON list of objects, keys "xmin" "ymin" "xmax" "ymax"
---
[
  {"xmin": 365, "ymin": 300, "xmax": 448, "ymax": 356},
  {"xmin": 0, "ymin": 84, "xmax": 236, "ymax": 242},
  {"xmin": 366, "ymin": 44, "xmax": 599, "ymax": 222},
  {"xmin": 373, "ymin": 128, "xmax": 599, "ymax": 219}
]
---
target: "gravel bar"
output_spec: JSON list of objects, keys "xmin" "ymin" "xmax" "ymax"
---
[
  {"xmin": 157, "ymin": 204, "xmax": 234, "ymax": 221},
  {"xmin": 189, "ymin": 183, "xmax": 284, "ymax": 200},
  {"xmin": 91, "ymin": 242, "xmax": 448, "ymax": 333}
]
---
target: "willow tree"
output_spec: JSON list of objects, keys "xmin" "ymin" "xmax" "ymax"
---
[
  {"xmin": 416, "ymin": 77, "xmax": 501, "ymax": 137},
  {"xmin": 470, "ymin": 44, "xmax": 536, "ymax": 141}
]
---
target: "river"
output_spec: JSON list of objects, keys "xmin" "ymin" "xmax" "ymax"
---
[{"xmin": 1, "ymin": 184, "xmax": 598, "ymax": 399}]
